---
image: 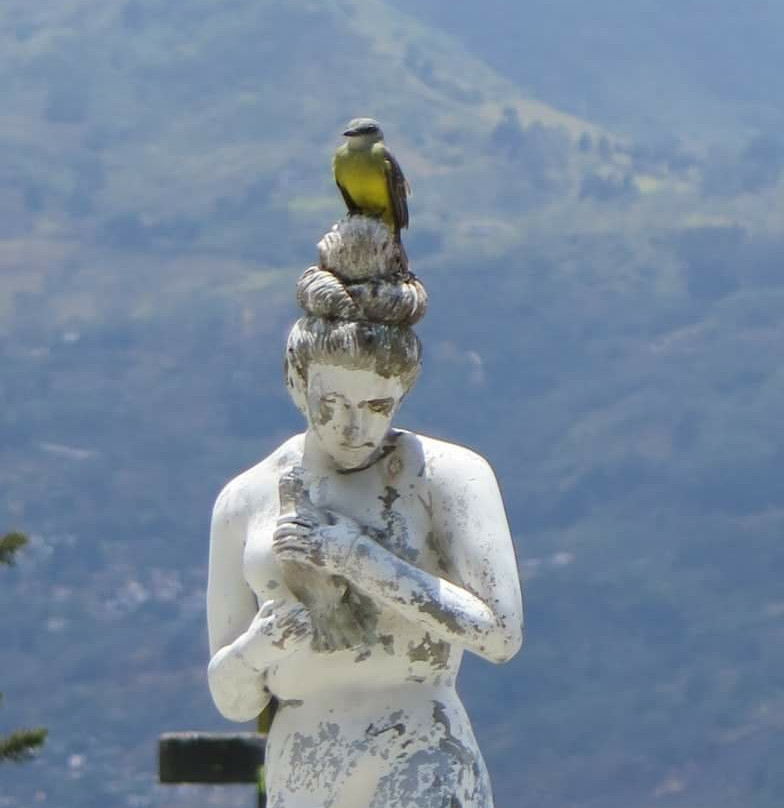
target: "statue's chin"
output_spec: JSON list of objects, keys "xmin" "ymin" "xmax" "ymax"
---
[{"xmin": 329, "ymin": 444, "xmax": 381, "ymax": 471}]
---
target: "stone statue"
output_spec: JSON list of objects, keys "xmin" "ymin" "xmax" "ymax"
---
[{"xmin": 207, "ymin": 217, "xmax": 523, "ymax": 808}]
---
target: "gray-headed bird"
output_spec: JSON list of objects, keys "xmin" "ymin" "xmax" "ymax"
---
[{"xmin": 332, "ymin": 118, "xmax": 411, "ymax": 264}]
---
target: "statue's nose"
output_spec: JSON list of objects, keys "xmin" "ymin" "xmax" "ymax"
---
[
  {"xmin": 342, "ymin": 423, "xmax": 359, "ymax": 440},
  {"xmin": 341, "ymin": 409, "xmax": 360, "ymax": 439}
]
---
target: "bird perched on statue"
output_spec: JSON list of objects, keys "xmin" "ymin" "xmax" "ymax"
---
[{"xmin": 332, "ymin": 117, "xmax": 411, "ymax": 268}]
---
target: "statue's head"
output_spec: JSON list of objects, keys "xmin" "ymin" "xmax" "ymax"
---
[
  {"xmin": 286, "ymin": 319, "xmax": 420, "ymax": 468},
  {"xmin": 285, "ymin": 218, "xmax": 426, "ymax": 469}
]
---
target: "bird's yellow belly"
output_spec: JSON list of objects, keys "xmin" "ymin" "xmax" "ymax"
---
[{"xmin": 338, "ymin": 158, "xmax": 393, "ymax": 226}]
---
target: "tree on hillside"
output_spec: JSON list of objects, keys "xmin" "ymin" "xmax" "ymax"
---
[{"xmin": 0, "ymin": 531, "xmax": 47, "ymax": 763}]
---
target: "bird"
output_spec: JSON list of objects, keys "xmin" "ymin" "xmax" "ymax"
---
[{"xmin": 332, "ymin": 117, "xmax": 411, "ymax": 265}]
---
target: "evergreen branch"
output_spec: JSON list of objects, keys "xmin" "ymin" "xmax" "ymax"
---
[
  {"xmin": 0, "ymin": 532, "xmax": 29, "ymax": 566},
  {"xmin": 0, "ymin": 728, "xmax": 48, "ymax": 762},
  {"xmin": 1, "ymin": 530, "xmax": 46, "ymax": 765}
]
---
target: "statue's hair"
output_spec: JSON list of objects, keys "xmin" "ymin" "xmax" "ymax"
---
[
  {"xmin": 285, "ymin": 217, "xmax": 427, "ymax": 401},
  {"xmin": 286, "ymin": 316, "xmax": 422, "ymax": 388}
]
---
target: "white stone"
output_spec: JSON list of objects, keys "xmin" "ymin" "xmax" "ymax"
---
[
  {"xmin": 318, "ymin": 217, "xmax": 400, "ymax": 281},
  {"xmin": 207, "ymin": 360, "xmax": 524, "ymax": 807}
]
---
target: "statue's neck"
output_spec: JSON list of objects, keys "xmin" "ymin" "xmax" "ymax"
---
[{"xmin": 302, "ymin": 429, "xmax": 398, "ymax": 475}]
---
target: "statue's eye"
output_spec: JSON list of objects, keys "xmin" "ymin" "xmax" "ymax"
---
[{"xmin": 366, "ymin": 398, "xmax": 394, "ymax": 415}]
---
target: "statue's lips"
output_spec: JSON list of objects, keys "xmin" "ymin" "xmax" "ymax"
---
[{"xmin": 339, "ymin": 442, "xmax": 375, "ymax": 450}]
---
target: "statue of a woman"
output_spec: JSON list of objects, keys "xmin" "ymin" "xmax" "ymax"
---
[{"xmin": 207, "ymin": 218, "xmax": 523, "ymax": 808}]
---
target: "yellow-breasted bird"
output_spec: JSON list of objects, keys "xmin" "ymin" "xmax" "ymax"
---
[{"xmin": 332, "ymin": 117, "xmax": 411, "ymax": 266}]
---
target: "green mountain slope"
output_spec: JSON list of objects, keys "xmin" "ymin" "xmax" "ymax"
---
[
  {"xmin": 1, "ymin": 0, "xmax": 605, "ymax": 265},
  {"xmin": 395, "ymin": 0, "xmax": 784, "ymax": 142},
  {"xmin": 4, "ymin": 0, "xmax": 704, "ymax": 333}
]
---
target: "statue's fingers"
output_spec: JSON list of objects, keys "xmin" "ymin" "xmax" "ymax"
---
[
  {"xmin": 273, "ymin": 523, "xmax": 309, "ymax": 542},
  {"xmin": 280, "ymin": 607, "xmax": 310, "ymax": 634},
  {"xmin": 273, "ymin": 543, "xmax": 301, "ymax": 560},
  {"xmin": 276, "ymin": 515, "xmax": 315, "ymax": 530},
  {"xmin": 273, "ymin": 538, "xmax": 313, "ymax": 563}
]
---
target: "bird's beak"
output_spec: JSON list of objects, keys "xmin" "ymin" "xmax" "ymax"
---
[{"xmin": 343, "ymin": 128, "xmax": 358, "ymax": 137}]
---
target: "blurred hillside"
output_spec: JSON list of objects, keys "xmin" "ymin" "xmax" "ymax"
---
[
  {"xmin": 2, "ymin": 2, "xmax": 784, "ymax": 808},
  {"xmin": 396, "ymin": 0, "xmax": 784, "ymax": 143}
]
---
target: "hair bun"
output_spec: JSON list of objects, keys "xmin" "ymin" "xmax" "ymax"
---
[
  {"xmin": 296, "ymin": 217, "xmax": 428, "ymax": 326},
  {"xmin": 296, "ymin": 266, "xmax": 427, "ymax": 326},
  {"xmin": 317, "ymin": 217, "xmax": 400, "ymax": 281}
]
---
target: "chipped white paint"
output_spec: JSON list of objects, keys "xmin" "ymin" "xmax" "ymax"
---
[
  {"xmin": 207, "ymin": 219, "xmax": 523, "ymax": 807},
  {"xmin": 317, "ymin": 217, "xmax": 400, "ymax": 281}
]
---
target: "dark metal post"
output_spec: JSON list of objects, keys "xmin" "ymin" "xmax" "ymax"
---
[{"xmin": 158, "ymin": 732, "xmax": 266, "ymax": 806}]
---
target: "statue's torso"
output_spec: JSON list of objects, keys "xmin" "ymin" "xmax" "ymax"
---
[
  {"xmin": 215, "ymin": 429, "xmax": 500, "ymax": 807},
  {"xmin": 242, "ymin": 430, "xmax": 464, "ymax": 699}
]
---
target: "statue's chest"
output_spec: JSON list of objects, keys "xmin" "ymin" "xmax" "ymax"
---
[
  {"xmin": 243, "ymin": 464, "xmax": 436, "ymax": 600},
  {"xmin": 306, "ymin": 470, "xmax": 434, "ymax": 568}
]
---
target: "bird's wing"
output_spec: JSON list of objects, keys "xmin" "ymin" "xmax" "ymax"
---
[
  {"xmin": 381, "ymin": 146, "xmax": 410, "ymax": 233},
  {"xmin": 336, "ymin": 179, "xmax": 361, "ymax": 214}
]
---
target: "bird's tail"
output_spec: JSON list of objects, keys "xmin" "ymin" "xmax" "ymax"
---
[{"xmin": 394, "ymin": 231, "xmax": 409, "ymax": 272}]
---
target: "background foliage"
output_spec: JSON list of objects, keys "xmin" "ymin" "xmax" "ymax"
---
[{"xmin": 1, "ymin": 533, "xmax": 47, "ymax": 763}]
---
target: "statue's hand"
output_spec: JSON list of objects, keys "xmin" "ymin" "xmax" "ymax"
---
[
  {"xmin": 239, "ymin": 599, "xmax": 312, "ymax": 669},
  {"xmin": 273, "ymin": 508, "xmax": 363, "ymax": 576}
]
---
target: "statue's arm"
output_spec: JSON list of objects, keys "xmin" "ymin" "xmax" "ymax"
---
[
  {"xmin": 207, "ymin": 481, "xmax": 310, "ymax": 722},
  {"xmin": 427, "ymin": 445, "xmax": 523, "ymax": 662},
  {"xmin": 340, "ymin": 542, "xmax": 521, "ymax": 663},
  {"xmin": 277, "ymin": 446, "xmax": 523, "ymax": 663}
]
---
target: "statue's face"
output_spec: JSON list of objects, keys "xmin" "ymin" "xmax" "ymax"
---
[{"xmin": 305, "ymin": 363, "xmax": 404, "ymax": 469}]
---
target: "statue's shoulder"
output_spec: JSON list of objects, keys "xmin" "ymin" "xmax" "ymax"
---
[
  {"xmin": 213, "ymin": 433, "xmax": 306, "ymax": 522},
  {"xmin": 400, "ymin": 431, "xmax": 496, "ymax": 485}
]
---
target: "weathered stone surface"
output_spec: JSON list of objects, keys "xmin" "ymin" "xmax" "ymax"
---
[
  {"xmin": 317, "ymin": 217, "xmax": 400, "ymax": 281},
  {"xmin": 206, "ymin": 221, "xmax": 523, "ymax": 807},
  {"xmin": 297, "ymin": 265, "xmax": 427, "ymax": 326}
]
